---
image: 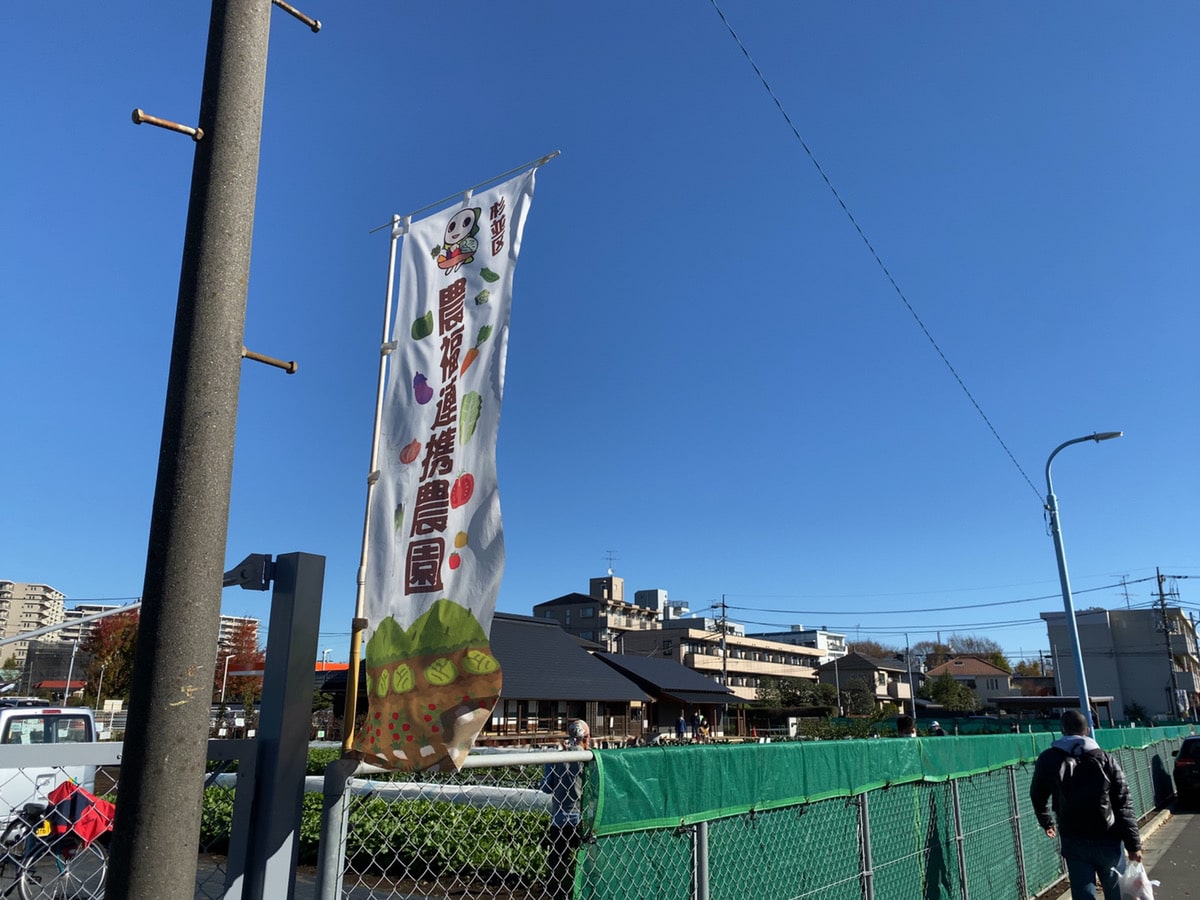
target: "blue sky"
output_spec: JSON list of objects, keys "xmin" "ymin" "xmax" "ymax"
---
[{"xmin": 3, "ymin": 2, "xmax": 1197, "ymax": 668}]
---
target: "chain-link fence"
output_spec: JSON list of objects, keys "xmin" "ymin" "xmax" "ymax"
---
[
  {"xmin": 0, "ymin": 737, "xmax": 253, "ymax": 899},
  {"xmin": 317, "ymin": 729, "xmax": 1190, "ymax": 900}
]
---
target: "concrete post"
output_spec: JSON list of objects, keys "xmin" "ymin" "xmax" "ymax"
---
[{"xmin": 107, "ymin": 2, "xmax": 273, "ymax": 897}]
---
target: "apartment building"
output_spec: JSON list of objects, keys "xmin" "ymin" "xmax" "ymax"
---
[
  {"xmin": 532, "ymin": 576, "xmax": 824, "ymax": 701},
  {"xmin": 533, "ymin": 575, "xmax": 660, "ymax": 650},
  {"xmin": 0, "ymin": 581, "xmax": 66, "ymax": 663},
  {"xmin": 1041, "ymin": 605, "xmax": 1200, "ymax": 720},
  {"xmin": 620, "ymin": 623, "xmax": 824, "ymax": 702},
  {"xmin": 749, "ymin": 625, "xmax": 848, "ymax": 665}
]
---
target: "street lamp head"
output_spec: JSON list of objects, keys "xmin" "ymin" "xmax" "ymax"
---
[{"xmin": 1092, "ymin": 431, "xmax": 1123, "ymax": 442}]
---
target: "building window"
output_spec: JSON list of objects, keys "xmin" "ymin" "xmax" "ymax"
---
[{"xmin": 582, "ymin": 608, "xmax": 594, "ymax": 618}]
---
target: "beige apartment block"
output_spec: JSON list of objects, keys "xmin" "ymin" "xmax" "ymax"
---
[{"xmin": 0, "ymin": 581, "xmax": 66, "ymax": 663}]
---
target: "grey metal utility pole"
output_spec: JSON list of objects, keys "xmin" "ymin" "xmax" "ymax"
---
[{"xmin": 107, "ymin": 2, "xmax": 273, "ymax": 897}]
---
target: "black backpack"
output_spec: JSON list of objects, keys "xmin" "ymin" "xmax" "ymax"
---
[{"xmin": 1054, "ymin": 747, "xmax": 1115, "ymax": 837}]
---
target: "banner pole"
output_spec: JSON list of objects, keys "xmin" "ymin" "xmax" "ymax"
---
[
  {"xmin": 342, "ymin": 215, "xmax": 403, "ymax": 753},
  {"xmin": 367, "ymin": 149, "xmax": 559, "ymax": 234}
]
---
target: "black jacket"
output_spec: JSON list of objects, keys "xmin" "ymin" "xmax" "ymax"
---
[{"xmin": 1029, "ymin": 734, "xmax": 1140, "ymax": 853}]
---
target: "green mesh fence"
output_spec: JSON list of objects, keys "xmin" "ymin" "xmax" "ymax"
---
[
  {"xmin": 1013, "ymin": 761, "xmax": 1066, "ymax": 897},
  {"xmin": 575, "ymin": 825, "xmax": 693, "ymax": 899},
  {"xmin": 956, "ymin": 771, "xmax": 1019, "ymax": 900},
  {"xmin": 708, "ymin": 799, "xmax": 864, "ymax": 900},
  {"xmin": 576, "ymin": 727, "xmax": 1191, "ymax": 900},
  {"xmin": 321, "ymin": 727, "xmax": 1191, "ymax": 899},
  {"xmin": 868, "ymin": 780, "xmax": 958, "ymax": 900}
]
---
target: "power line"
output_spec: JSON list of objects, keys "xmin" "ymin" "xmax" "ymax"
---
[
  {"xmin": 707, "ymin": 0, "xmax": 1041, "ymax": 500},
  {"xmin": 726, "ymin": 578, "xmax": 1148, "ymax": 617}
]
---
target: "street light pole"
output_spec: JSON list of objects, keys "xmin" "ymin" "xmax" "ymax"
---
[
  {"xmin": 905, "ymin": 633, "xmax": 916, "ymax": 719},
  {"xmin": 833, "ymin": 656, "xmax": 843, "ymax": 717},
  {"xmin": 321, "ymin": 648, "xmax": 331, "ymax": 671},
  {"xmin": 220, "ymin": 653, "xmax": 233, "ymax": 704},
  {"xmin": 64, "ymin": 640, "xmax": 79, "ymax": 705},
  {"xmin": 1045, "ymin": 431, "xmax": 1122, "ymax": 732}
]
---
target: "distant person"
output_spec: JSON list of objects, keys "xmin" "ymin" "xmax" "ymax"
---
[
  {"xmin": 676, "ymin": 714, "xmax": 686, "ymax": 742},
  {"xmin": 896, "ymin": 715, "xmax": 916, "ymax": 737},
  {"xmin": 541, "ymin": 720, "xmax": 591, "ymax": 900},
  {"xmin": 930, "ymin": 721, "xmax": 946, "ymax": 736},
  {"xmin": 1029, "ymin": 710, "xmax": 1142, "ymax": 900},
  {"xmin": 691, "ymin": 711, "xmax": 701, "ymax": 740}
]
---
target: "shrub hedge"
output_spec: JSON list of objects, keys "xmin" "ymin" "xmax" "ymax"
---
[{"xmin": 198, "ymin": 749, "xmax": 550, "ymax": 876}]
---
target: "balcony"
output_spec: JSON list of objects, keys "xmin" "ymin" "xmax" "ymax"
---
[{"xmin": 885, "ymin": 681, "xmax": 913, "ymax": 701}]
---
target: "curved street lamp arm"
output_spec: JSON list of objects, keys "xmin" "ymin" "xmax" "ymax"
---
[{"xmin": 1045, "ymin": 432, "xmax": 1123, "ymax": 496}]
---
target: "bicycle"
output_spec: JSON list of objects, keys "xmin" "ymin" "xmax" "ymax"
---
[{"xmin": 0, "ymin": 801, "xmax": 109, "ymax": 899}]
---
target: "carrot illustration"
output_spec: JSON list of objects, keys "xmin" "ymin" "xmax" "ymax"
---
[
  {"xmin": 460, "ymin": 348, "xmax": 480, "ymax": 376},
  {"xmin": 460, "ymin": 324, "xmax": 492, "ymax": 376}
]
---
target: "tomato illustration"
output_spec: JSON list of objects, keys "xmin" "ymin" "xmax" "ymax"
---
[
  {"xmin": 450, "ymin": 473, "xmax": 474, "ymax": 508},
  {"xmin": 448, "ymin": 552, "xmax": 462, "ymax": 571}
]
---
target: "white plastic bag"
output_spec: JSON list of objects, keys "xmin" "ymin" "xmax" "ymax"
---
[{"xmin": 1113, "ymin": 860, "xmax": 1159, "ymax": 900}]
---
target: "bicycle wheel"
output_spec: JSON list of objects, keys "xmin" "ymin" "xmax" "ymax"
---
[
  {"xmin": 0, "ymin": 818, "xmax": 36, "ymax": 897},
  {"xmin": 17, "ymin": 838, "xmax": 107, "ymax": 900}
]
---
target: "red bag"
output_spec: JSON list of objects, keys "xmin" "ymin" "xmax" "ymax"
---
[{"xmin": 46, "ymin": 782, "xmax": 115, "ymax": 846}]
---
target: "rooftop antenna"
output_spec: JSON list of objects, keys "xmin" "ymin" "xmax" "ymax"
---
[
  {"xmin": 1116, "ymin": 574, "xmax": 1131, "ymax": 609},
  {"xmin": 603, "ymin": 550, "xmax": 619, "ymax": 576}
]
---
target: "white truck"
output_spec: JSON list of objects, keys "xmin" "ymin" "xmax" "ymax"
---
[{"xmin": 0, "ymin": 706, "xmax": 99, "ymax": 821}]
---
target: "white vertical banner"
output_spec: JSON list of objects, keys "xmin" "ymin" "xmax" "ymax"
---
[{"xmin": 354, "ymin": 168, "xmax": 536, "ymax": 771}]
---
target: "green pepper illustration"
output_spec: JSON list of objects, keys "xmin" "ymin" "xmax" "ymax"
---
[
  {"xmin": 480, "ymin": 268, "xmax": 500, "ymax": 283},
  {"xmin": 411, "ymin": 311, "xmax": 434, "ymax": 340}
]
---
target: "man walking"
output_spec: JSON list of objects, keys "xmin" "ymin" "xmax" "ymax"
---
[
  {"xmin": 542, "ymin": 720, "xmax": 591, "ymax": 900},
  {"xmin": 1029, "ymin": 710, "xmax": 1143, "ymax": 899}
]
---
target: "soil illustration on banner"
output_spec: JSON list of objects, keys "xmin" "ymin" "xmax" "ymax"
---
[{"xmin": 354, "ymin": 169, "xmax": 538, "ymax": 771}]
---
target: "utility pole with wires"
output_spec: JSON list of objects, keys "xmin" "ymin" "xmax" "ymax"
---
[
  {"xmin": 1157, "ymin": 567, "xmax": 1182, "ymax": 719},
  {"xmin": 718, "ymin": 595, "xmax": 728, "ymax": 686},
  {"xmin": 111, "ymin": 3, "xmax": 320, "ymax": 897},
  {"xmin": 718, "ymin": 594, "xmax": 729, "ymax": 736}
]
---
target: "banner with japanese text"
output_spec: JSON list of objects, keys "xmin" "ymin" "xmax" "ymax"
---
[{"xmin": 354, "ymin": 169, "xmax": 536, "ymax": 771}]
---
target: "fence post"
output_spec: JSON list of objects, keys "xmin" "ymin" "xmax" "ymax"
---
[
  {"xmin": 315, "ymin": 755, "xmax": 362, "ymax": 900},
  {"xmin": 1007, "ymin": 767, "xmax": 1028, "ymax": 899},
  {"xmin": 950, "ymin": 780, "xmax": 970, "ymax": 900},
  {"xmin": 694, "ymin": 821, "xmax": 709, "ymax": 900},
  {"xmin": 858, "ymin": 793, "xmax": 874, "ymax": 900},
  {"xmin": 241, "ymin": 552, "xmax": 325, "ymax": 900}
]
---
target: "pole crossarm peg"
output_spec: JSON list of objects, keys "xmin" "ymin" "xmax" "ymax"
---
[
  {"xmin": 272, "ymin": 0, "xmax": 321, "ymax": 32},
  {"xmin": 242, "ymin": 346, "xmax": 298, "ymax": 374},
  {"xmin": 131, "ymin": 108, "xmax": 204, "ymax": 141}
]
